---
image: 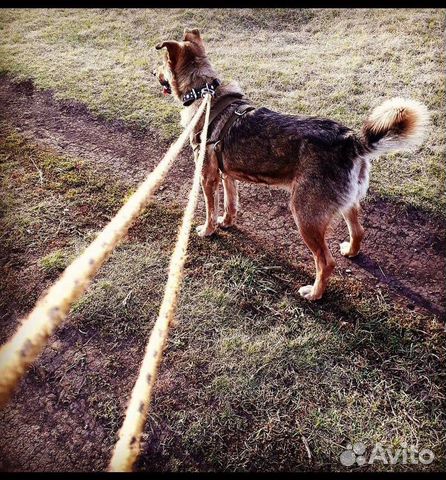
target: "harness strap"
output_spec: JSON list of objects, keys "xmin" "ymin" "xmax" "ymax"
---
[
  {"xmin": 192, "ymin": 93, "xmax": 244, "ymax": 146},
  {"xmin": 208, "ymin": 94, "xmax": 244, "ymax": 130},
  {"xmin": 212, "ymin": 103, "xmax": 255, "ymax": 173},
  {"xmin": 192, "ymin": 98, "xmax": 255, "ymax": 173}
]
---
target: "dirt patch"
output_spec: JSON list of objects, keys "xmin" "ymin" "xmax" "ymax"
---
[{"xmin": 1, "ymin": 74, "xmax": 444, "ymax": 319}]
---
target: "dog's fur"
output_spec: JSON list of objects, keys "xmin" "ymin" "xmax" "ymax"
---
[{"xmin": 154, "ymin": 28, "xmax": 429, "ymax": 301}]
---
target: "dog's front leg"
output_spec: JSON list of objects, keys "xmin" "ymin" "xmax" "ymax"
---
[
  {"xmin": 196, "ymin": 153, "xmax": 220, "ymax": 237},
  {"xmin": 218, "ymin": 175, "xmax": 238, "ymax": 228}
]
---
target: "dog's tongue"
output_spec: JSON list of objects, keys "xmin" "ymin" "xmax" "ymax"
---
[{"xmin": 163, "ymin": 86, "xmax": 170, "ymax": 96}]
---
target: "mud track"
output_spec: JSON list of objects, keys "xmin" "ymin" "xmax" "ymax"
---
[{"xmin": 1, "ymin": 75, "xmax": 444, "ymax": 319}]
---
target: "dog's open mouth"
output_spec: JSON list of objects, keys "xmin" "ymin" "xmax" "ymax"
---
[
  {"xmin": 152, "ymin": 68, "xmax": 172, "ymax": 96},
  {"xmin": 161, "ymin": 79, "xmax": 171, "ymax": 96}
]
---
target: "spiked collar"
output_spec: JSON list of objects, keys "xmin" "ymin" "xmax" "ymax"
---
[{"xmin": 182, "ymin": 78, "xmax": 221, "ymax": 106}]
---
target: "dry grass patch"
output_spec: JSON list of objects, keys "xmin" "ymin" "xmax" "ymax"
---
[{"xmin": 0, "ymin": 9, "xmax": 444, "ymax": 214}]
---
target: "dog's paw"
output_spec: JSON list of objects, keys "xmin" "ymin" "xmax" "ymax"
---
[
  {"xmin": 217, "ymin": 215, "xmax": 235, "ymax": 229},
  {"xmin": 298, "ymin": 285, "xmax": 321, "ymax": 301},
  {"xmin": 340, "ymin": 241, "xmax": 359, "ymax": 257},
  {"xmin": 196, "ymin": 224, "xmax": 216, "ymax": 237}
]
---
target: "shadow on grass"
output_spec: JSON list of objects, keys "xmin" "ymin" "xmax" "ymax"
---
[
  {"xmin": 212, "ymin": 183, "xmax": 445, "ymax": 320},
  {"xmin": 351, "ymin": 251, "xmax": 444, "ymax": 319},
  {"xmin": 191, "ymin": 221, "xmax": 444, "ymax": 396},
  {"xmin": 135, "ymin": 206, "xmax": 444, "ymax": 471}
]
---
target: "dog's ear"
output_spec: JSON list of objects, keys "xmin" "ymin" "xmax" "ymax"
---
[
  {"xmin": 155, "ymin": 40, "xmax": 182, "ymax": 64},
  {"xmin": 183, "ymin": 28, "xmax": 203, "ymax": 45}
]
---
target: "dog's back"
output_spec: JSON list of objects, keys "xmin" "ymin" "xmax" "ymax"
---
[{"xmin": 221, "ymin": 107, "xmax": 364, "ymax": 194}]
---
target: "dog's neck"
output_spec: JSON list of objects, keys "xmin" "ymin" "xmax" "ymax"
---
[
  {"xmin": 182, "ymin": 78, "xmax": 221, "ymax": 107},
  {"xmin": 171, "ymin": 56, "xmax": 216, "ymax": 101},
  {"xmin": 180, "ymin": 80, "xmax": 245, "ymax": 128}
]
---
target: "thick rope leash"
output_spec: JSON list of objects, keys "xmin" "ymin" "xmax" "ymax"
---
[
  {"xmin": 108, "ymin": 94, "xmax": 212, "ymax": 472},
  {"xmin": 0, "ymin": 98, "xmax": 209, "ymax": 408}
]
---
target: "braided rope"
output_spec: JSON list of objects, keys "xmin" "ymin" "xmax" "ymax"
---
[
  {"xmin": 108, "ymin": 94, "xmax": 212, "ymax": 472},
  {"xmin": 0, "ymin": 98, "xmax": 209, "ymax": 408}
]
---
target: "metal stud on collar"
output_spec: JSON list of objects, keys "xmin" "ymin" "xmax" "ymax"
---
[
  {"xmin": 201, "ymin": 83, "xmax": 216, "ymax": 97},
  {"xmin": 182, "ymin": 79, "xmax": 221, "ymax": 106}
]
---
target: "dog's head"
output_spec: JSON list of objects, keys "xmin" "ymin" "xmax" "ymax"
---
[{"xmin": 152, "ymin": 28, "xmax": 215, "ymax": 103}]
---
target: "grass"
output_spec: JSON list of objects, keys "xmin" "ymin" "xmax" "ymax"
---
[
  {"xmin": 0, "ymin": 128, "xmax": 444, "ymax": 471},
  {"xmin": 40, "ymin": 249, "xmax": 70, "ymax": 275},
  {"xmin": 0, "ymin": 9, "xmax": 445, "ymax": 215}
]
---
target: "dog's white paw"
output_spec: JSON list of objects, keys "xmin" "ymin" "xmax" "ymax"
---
[
  {"xmin": 298, "ymin": 285, "xmax": 321, "ymax": 301},
  {"xmin": 340, "ymin": 241, "xmax": 352, "ymax": 256},
  {"xmin": 217, "ymin": 215, "xmax": 234, "ymax": 229},
  {"xmin": 340, "ymin": 241, "xmax": 358, "ymax": 257},
  {"xmin": 196, "ymin": 224, "xmax": 216, "ymax": 237}
]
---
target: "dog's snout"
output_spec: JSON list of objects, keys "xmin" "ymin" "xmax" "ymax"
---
[{"xmin": 152, "ymin": 68, "xmax": 157, "ymax": 77}]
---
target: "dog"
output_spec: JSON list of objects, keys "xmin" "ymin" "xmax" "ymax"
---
[{"xmin": 153, "ymin": 28, "xmax": 429, "ymax": 301}]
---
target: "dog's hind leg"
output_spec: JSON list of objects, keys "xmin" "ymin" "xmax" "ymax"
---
[
  {"xmin": 290, "ymin": 185, "xmax": 336, "ymax": 301},
  {"xmin": 196, "ymin": 156, "xmax": 220, "ymax": 237},
  {"xmin": 340, "ymin": 202, "xmax": 364, "ymax": 257},
  {"xmin": 218, "ymin": 175, "xmax": 238, "ymax": 228},
  {"xmin": 297, "ymin": 222, "xmax": 335, "ymax": 301}
]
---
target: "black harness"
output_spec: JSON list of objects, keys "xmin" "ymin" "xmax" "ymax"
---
[
  {"xmin": 206, "ymin": 100, "xmax": 254, "ymax": 173},
  {"xmin": 186, "ymin": 81, "xmax": 255, "ymax": 173}
]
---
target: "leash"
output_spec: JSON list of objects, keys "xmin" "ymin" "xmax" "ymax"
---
[
  {"xmin": 0, "ymin": 95, "xmax": 210, "ymax": 409},
  {"xmin": 108, "ymin": 94, "xmax": 213, "ymax": 472}
]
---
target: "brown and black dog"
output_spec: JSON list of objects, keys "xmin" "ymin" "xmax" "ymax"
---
[{"xmin": 153, "ymin": 28, "xmax": 429, "ymax": 301}]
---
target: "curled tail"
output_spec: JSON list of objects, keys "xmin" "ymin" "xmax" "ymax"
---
[{"xmin": 361, "ymin": 97, "xmax": 429, "ymax": 156}]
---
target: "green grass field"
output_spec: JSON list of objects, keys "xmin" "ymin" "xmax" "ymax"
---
[
  {"xmin": 0, "ymin": 8, "xmax": 445, "ymax": 472},
  {"xmin": 0, "ymin": 8, "xmax": 444, "ymax": 215}
]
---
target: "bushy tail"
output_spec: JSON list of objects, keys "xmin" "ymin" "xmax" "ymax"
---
[{"xmin": 361, "ymin": 97, "xmax": 429, "ymax": 156}]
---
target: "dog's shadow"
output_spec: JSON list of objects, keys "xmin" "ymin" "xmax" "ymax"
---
[
  {"xmin": 215, "ymin": 219, "xmax": 444, "ymax": 319},
  {"xmin": 209, "ymin": 183, "xmax": 446, "ymax": 321},
  {"xmin": 198, "ymin": 223, "xmax": 443, "ymax": 370},
  {"xmin": 349, "ymin": 252, "xmax": 444, "ymax": 318}
]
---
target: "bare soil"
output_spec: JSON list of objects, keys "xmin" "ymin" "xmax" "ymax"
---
[{"xmin": 0, "ymin": 75, "xmax": 444, "ymax": 472}]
